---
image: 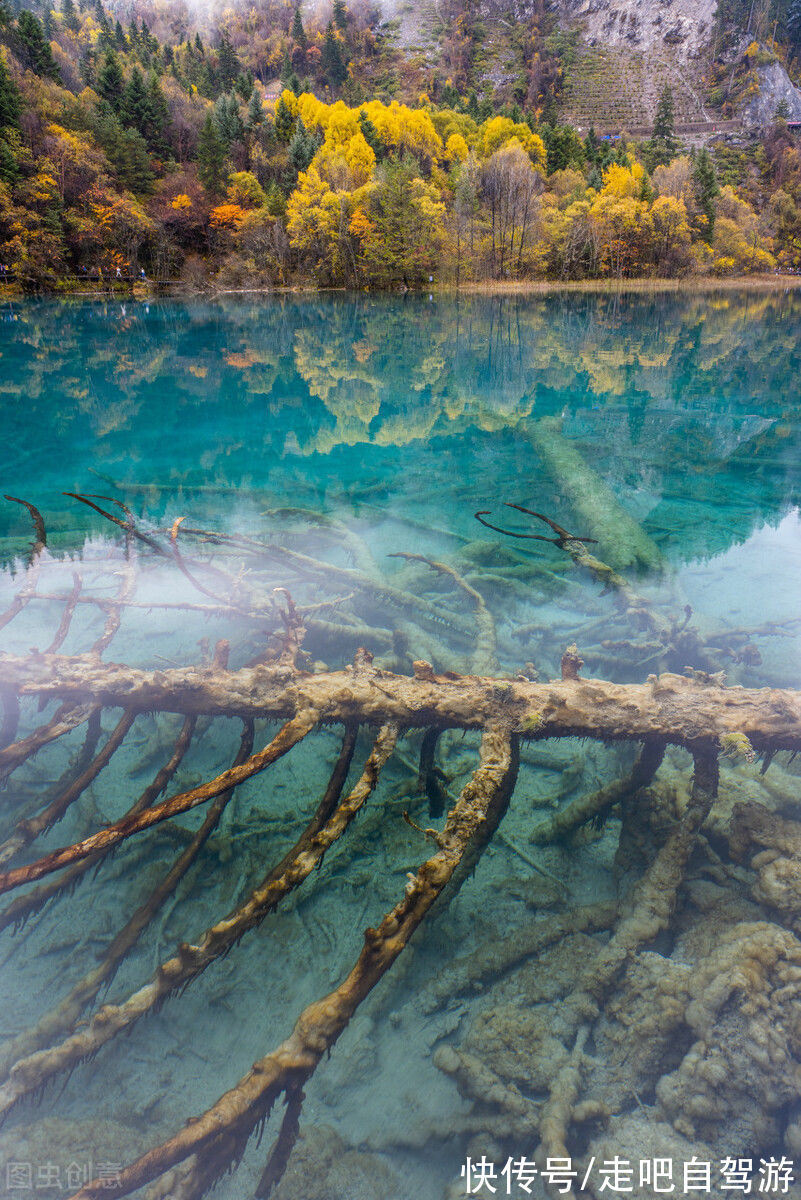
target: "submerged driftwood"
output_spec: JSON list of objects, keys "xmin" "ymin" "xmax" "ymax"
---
[{"xmin": 0, "ymin": 494, "xmax": 799, "ymax": 1200}]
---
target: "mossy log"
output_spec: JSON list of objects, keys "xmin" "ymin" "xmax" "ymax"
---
[{"xmin": 526, "ymin": 416, "xmax": 663, "ymax": 574}]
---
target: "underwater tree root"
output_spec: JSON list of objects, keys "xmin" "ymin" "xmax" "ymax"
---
[
  {"xmin": 2, "ymin": 505, "xmax": 800, "ymax": 1200},
  {"xmin": 0, "ymin": 720, "xmax": 254, "ymax": 1082},
  {"xmin": 0, "ymin": 714, "xmax": 198, "ymax": 935},
  {"xmin": 68, "ymin": 725, "xmax": 518, "ymax": 1200},
  {"xmin": 0, "ymin": 725, "xmax": 397, "ymax": 1120}
]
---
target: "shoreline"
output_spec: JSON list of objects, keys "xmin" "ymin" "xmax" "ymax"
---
[{"xmin": 4, "ymin": 273, "xmax": 801, "ymax": 301}]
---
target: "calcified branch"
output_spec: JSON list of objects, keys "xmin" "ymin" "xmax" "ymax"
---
[
  {"xmin": 45, "ymin": 573, "xmax": 82, "ymax": 655},
  {"xmin": 64, "ymin": 492, "xmax": 166, "ymax": 556},
  {"xmin": 90, "ymin": 561, "xmax": 136, "ymax": 657},
  {"xmin": 533, "ymin": 744, "xmax": 720, "ymax": 1187},
  {"xmin": 0, "ymin": 714, "xmax": 197, "ymax": 935},
  {"xmin": 3, "ymin": 495, "xmax": 46, "ymax": 561},
  {"xmin": 68, "ymin": 725, "xmax": 517, "ymax": 1200},
  {"xmin": 480, "ymin": 504, "xmax": 656, "ymax": 624},
  {"xmin": 0, "ymin": 703, "xmax": 95, "ymax": 784},
  {"xmin": 0, "ymin": 709, "xmax": 136, "ymax": 867},
  {"xmin": 388, "ymin": 551, "xmax": 498, "ymax": 674},
  {"xmin": 529, "ymin": 740, "xmax": 665, "ymax": 845},
  {"xmin": 417, "ymin": 728, "xmax": 449, "ymax": 819},
  {"xmin": 478, "ymin": 504, "xmax": 720, "ymax": 673},
  {"xmin": 537, "ymin": 1025, "xmax": 590, "ymax": 1200},
  {"xmin": 256, "ymin": 1086, "xmax": 304, "ymax": 1200},
  {"xmin": 0, "ymin": 496, "xmax": 48, "ymax": 632},
  {"xmin": 0, "ymin": 721, "xmax": 253, "ymax": 1080},
  {"xmin": 569, "ymin": 744, "xmax": 718, "ymax": 1018},
  {"xmin": 0, "ymin": 687, "xmax": 19, "ymax": 750},
  {"xmin": 0, "ymin": 713, "xmax": 317, "ymax": 897},
  {"xmin": 0, "ymin": 725, "xmax": 394, "ymax": 1121},
  {"xmin": 3, "ymin": 654, "xmax": 801, "ymax": 749}
]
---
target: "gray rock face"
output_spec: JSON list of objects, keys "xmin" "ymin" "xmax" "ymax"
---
[
  {"xmin": 559, "ymin": 0, "xmax": 717, "ymax": 58},
  {"xmin": 743, "ymin": 59, "xmax": 801, "ymax": 130}
]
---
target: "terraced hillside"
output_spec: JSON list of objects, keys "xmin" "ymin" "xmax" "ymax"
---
[
  {"xmin": 560, "ymin": 46, "xmax": 711, "ymax": 129},
  {"xmin": 388, "ymin": 0, "xmax": 526, "ymax": 91}
]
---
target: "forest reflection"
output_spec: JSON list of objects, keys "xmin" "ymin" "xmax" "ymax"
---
[{"xmin": 2, "ymin": 289, "xmax": 801, "ymax": 568}]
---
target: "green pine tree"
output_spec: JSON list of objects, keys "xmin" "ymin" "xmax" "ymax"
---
[
  {"xmin": 647, "ymin": 84, "xmax": 677, "ymax": 168},
  {"xmin": 0, "ymin": 137, "xmax": 19, "ymax": 185},
  {"xmin": 0, "ymin": 55, "xmax": 21, "ymax": 128},
  {"xmin": 235, "ymin": 68, "xmax": 254, "ymax": 101},
  {"xmin": 291, "ymin": 5, "xmax": 307, "ymax": 51},
  {"xmin": 321, "ymin": 21, "xmax": 347, "ymax": 88},
  {"xmin": 96, "ymin": 47, "xmax": 124, "ymax": 108},
  {"xmin": 213, "ymin": 91, "xmax": 244, "ymax": 146},
  {"xmin": 693, "ymin": 147, "xmax": 719, "ymax": 240},
  {"xmin": 16, "ymin": 10, "xmax": 60, "ymax": 79},
  {"xmin": 288, "ymin": 118, "xmax": 318, "ymax": 172},
  {"xmin": 122, "ymin": 65, "xmax": 148, "ymax": 126},
  {"xmin": 145, "ymin": 73, "xmax": 170, "ymax": 155},
  {"xmin": 197, "ymin": 61, "xmax": 218, "ymax": 98},
  {"xmin": 358, "ymin": 107, "xmax": 383, "ymax": 161},
  {"xmin": 246, "ymin": 87, "xmax": 263, "ymax": 129},
  {"xmin": 217, "ymin": 33, "xmax": 239, "ymax": 90},
  {"xmin": 274, "ymin": 92, "xmax": 295, "ymax": 141},
  {"xmin": 79, "ymin": 48, "xmax": 94, "ymax": 85},
  {"xmin": 93, "ymin": 102, "xmax": 154, "ymax": 193},
  {"xmin": 61, "ymin": 0, "xmax": 78, "ymax": 33},
  {"xmin": 197, "ymin": 111, "xmax": 226, "ymax": 193},
  {"xmin": 584, "ymin": 126, "xmax": 600, "ymax": 167},
  {"xmin": 333, "ymin": 0, "xmax": 347, "ymax": 32}
]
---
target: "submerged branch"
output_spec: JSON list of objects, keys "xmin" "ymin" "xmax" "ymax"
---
[{"xmin": 69, "ymin": 725, "xmax": 517, "ymax": 1200}]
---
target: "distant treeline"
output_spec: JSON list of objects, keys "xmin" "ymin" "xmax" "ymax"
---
[{"xmin": 0, "ymin": 0, "xmax": 800, "ymax": 287}]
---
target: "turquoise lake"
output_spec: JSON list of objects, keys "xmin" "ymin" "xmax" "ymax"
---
[{"xmin": 1, "ymin": 289, "xmax": 801, "ymax": 1199}]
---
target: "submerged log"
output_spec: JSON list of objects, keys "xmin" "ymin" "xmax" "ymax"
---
[
  {"xmin": 1, "ymin": 494, "xmax": 798, "ymax": 1200},
  {"xmin": 526, "ymin": 416, "xmax": 663, "ymax": 574},
  {"xmin": 1, "ymin": 653, "xmax": 800, "ymax": 748}
]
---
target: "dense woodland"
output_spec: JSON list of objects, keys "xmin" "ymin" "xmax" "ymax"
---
[{"xmin": 2, "ymin": 0, "xmax": 801, "ymax": 287}]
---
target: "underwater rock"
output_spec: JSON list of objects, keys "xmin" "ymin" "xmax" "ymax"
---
[
  {"xmin": 463, "ymin": 1004, "xmax": 571, "ymax": 1093},
  {"xmin": 584, "ymin": 1114, "xmax": 727, "ymax": 1200},
  {"xmin": 268, "ymin": 1125, "xmax": 399, "ymax": 1200},
  {"xmin": 655, "ymin": 921, "xmax": 801, "ymax": 1155},
  {"xmin": 730, "ymin": 802, "xmax": 801, "ymax": 930},
  {"xmin": 0, "ymin": 1117, "xmax": 146, "ymax": 1199},
  {"xmin": 591, "ymin": 951, "xmax": 693, "ymax": 1111}
]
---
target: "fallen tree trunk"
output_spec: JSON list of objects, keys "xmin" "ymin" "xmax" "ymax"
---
[{"xmin": 2, "ymin": 653, "xmax": 800, "ymax": 748}]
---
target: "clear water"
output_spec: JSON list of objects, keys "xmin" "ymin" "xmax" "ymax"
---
[{"xmin": 0, "ymin": 289, "xmax": 800, "ymax": 1199}]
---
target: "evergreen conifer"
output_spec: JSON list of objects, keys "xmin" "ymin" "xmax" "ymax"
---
[
  {"xmin": 321, "ymin": 21, "xmax": 346, "ymax": 87},
  {"xmin": 0, "ymin": 55, "xmax": 21, "ymax": 128},
  {"xmin": 96, "ymin": 47, "xmax": 124, "ymax": 107},
  {"xmin": 291, "ymin": 5, "xmax": 306, "ymax": 51},
  {"xmin": 16, "ymin": 10, "xmax": 60, "ymax": 79},
  {"xmin": 693, "ymin": 147, "xmax": 719, "ymax": 239},
  {"xmin": 197, "ymin": 111, "xmax": 226, "ymax": 192}
]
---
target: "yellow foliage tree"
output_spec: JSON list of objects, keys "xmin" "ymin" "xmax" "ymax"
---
[
  {"xmin": 210, "ymin": 203, "xmax": 247, "ymax": 228},
  {"xmin": 226, "ymin": 172, "xmax": 266, "ymax": 208},
  {"xmin": 601, "ymin": 160, "xmax": 646, "ymax": 199},
  {"xmin": 445, "ymin": 132, "xmax": 469, "ymax": 163},
  {"xmin": 477, "ymin": 117, "xmax": 546, "ymax": 171},
  {"xmin": 588, "ymin": 191, "xmax": 652, "ymax": 277}
]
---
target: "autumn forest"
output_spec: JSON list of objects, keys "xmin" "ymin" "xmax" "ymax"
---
[{"xmin": 2, "ymin": 0, "xmax": 801, "ymax": 289}]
